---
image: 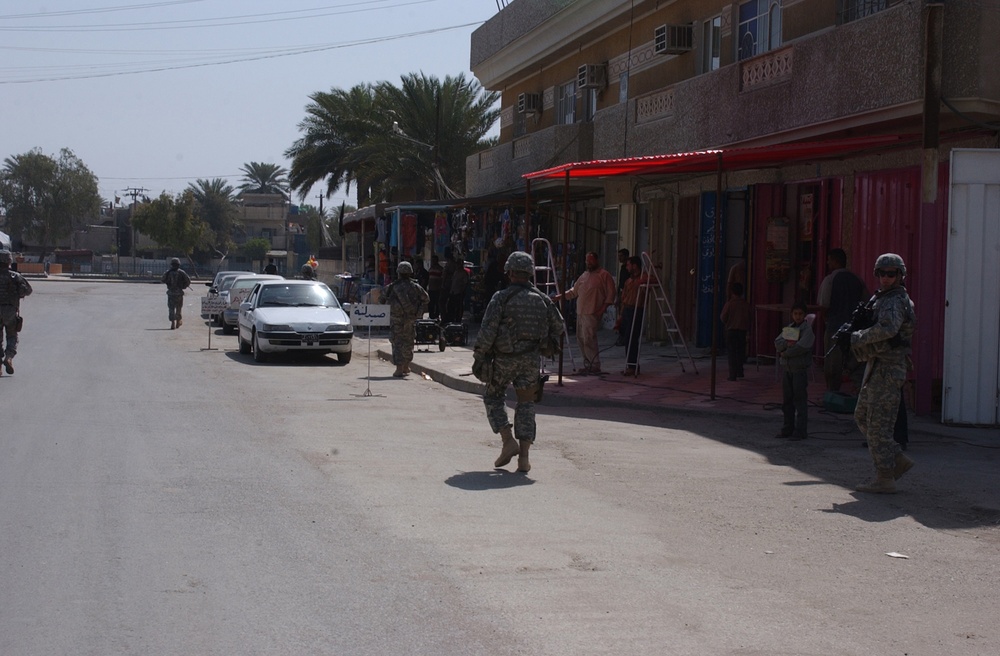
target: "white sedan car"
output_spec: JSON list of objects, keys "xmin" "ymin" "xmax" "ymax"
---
[{"xmin": 237, "ymin": 280, "xmax": 353, "ymax": 364}]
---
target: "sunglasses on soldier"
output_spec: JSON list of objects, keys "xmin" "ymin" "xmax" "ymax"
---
[{"xmin": 875, "ymin": 269, "xmax": 899, "ymax": 278}]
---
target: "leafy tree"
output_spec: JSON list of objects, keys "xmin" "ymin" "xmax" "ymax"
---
[
  {"xmin": 240, "ymin": 237, "xmax": 271, "ymax": 267},
  {"xmin": 187, "ymin": 178, "xmax": 239, "ymax": 255},
  {"xmin": 238, "ymin": 162, "xmax": 290, "ymax": 200},
  {"xmin": 0, "ymin": 148, "xmax": 101, "ymax": 252},
  {"xmin": 297, "ymin": 205, "xmax": 327, "ymax": 254},
  {"xmin": 132, "ymin": 191, "xmax": 209, "ymax": 264}
]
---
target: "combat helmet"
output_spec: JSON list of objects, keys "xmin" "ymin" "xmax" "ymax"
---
[
  {"xmin": 874, "ymin": 253, "xmax": 906, "ymax": 278},
  {"xmin": 0, "ymin": 250, "xmax": 12, "ymax": 265},
  {"xmin": 169, "ymin": 257, "xmax": 181, "ymax": 268},
  {"xmin": 504, "ymin": 251, "xmax": 534, "ymax": 276},
  {"xmin": 397, "ymin": 261, "xmax": 413, "ymax": 275}
]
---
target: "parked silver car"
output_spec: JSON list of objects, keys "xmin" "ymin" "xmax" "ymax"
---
[
  {"xmin": 221, "ymin": 274, "xmax": 283, "ymax": 334},
  {"xmin": 237, "ymin": 280, "xmax": 353, "ymax": 363}
]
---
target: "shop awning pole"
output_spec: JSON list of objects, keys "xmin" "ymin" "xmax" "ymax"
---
[
  {"xmin": 559, "ymin": 171, "xmax": 571, "ymax": 384},
  {"xmin": 710, "ymin": 153, "xmax": 723, "ymax": 400},
  {"xmin": 524, "ymin": 179, "xmax": 532, "ymax": 245}
]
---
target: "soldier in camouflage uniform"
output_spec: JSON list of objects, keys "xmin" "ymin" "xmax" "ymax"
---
[
  {"xmin": 851, "ymin": 253, "xmax": 916, "ymax": 493},
  {"xmin": 381, "ymin": 260, "xmax": 429, "ymax": 377},
  {"xmin": 161, "ymin": 257, "xmax": 191, "ymax": 329},
  {"xmin": 473, "ymin": 251, "xmax": 565, "ymax": 473},
  {"xmin": 0, "ymin": 250, "xmax": 33, "ymax": 376}
]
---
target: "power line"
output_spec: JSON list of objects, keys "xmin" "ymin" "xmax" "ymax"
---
[
  {"xmin": 0, "ymin": 22, "xmax": 482, "ymax": 84},
  {"xmin": 0, "ymin": 0, "xmax": 441, "ymax": 32}
]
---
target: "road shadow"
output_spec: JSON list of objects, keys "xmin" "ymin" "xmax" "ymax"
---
[{"xmin": 445, "ymin": 470, "xmax": 535, "ymax": 491}]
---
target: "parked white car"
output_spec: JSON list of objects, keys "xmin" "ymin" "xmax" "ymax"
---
[
  {"xmin": 201, "ymin": 270, "xmax": 252, "ymax": 323},
  {"xmin": 238, "ymin": 280, "xmax": 353, "ymax": 363},
  {"xmin": 221, "ymin": 274, "xmax": 283, "ymax": 334}
]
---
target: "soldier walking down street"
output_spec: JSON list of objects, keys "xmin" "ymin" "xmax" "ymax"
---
[
  {"xmin": 473, "ymin": 252, "xmax": 565, "ymax": 473},
  {"xmin": 161, "ymin": 257, "xmax": 191, "ymax": 330},
  {"xmin": 852, "ymin": 253, "xmax": 916, "ymax": 494},
  {"xmin": 381, "ymin": 261, "xmax": 429, "ymax": 377},
  {"xmin": 0, "ymin": 250, "xmax": 33, "ymax": 376}
]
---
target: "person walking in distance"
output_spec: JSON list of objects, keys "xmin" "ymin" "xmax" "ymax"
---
[
  {"xmin": 852, "ymin": 253, "xmax": 916, "ymax": 493},
  {"xmin": 380, "ymin": 261, "xmax": 429, "ymax": 377},
  {"xmin": 554, "ymin": 251, "xmax": 616, "ymax": 374},
  {"xmin": 617, "ymin": 255, "xmax": 648, "ymax": 375},
  {"xmin": 473, "ymin": 252, "xmax": 565, "ymax": 473},
  {"xmin": 720, "ymin": 281, "xmax": 751, "ymax": 381},
  {"xmin": 426, "ymin": 254, "xmax": 444, "ymax": 321},
  {"xmin": 818, "ymin": 248, "xmax": 867, "ymax": 391},
  {"xmin": 161, "ymin": 257, "xmax": 191, "ymax": 330},
  {"xmin": 0, "ymin": 250, "xmax": 33, "ymax": 376}
]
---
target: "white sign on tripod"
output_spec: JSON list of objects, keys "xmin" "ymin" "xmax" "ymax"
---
[
  {"xmin": 349, "ymin": 304, "xmax": 391, "ymax": 326},
  {"xmin": 348, "ymin": 304, "xmax": 391, "ymax": 397}
]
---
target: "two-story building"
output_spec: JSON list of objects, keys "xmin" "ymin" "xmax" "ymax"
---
[{"xmin": 467, "ymin": 0, "xmax": 1000, "ymax": 415}]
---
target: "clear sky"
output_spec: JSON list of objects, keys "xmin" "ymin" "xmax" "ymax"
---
[{"xmin": 1, "ymin": 0, "xmax": 497, "ymax": 211}]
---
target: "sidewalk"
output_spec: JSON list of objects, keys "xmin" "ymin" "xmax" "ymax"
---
[{"xmin": 364, "ymin": 322, "xmax": 996, "ymax": 444}]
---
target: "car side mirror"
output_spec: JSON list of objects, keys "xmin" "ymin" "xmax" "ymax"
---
[{"xmin": 240, "ymin": 302, "xmax": 252, "ymax": 312}]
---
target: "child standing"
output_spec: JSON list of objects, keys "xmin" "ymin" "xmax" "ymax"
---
[
  {"xmin": 720, "ymin": 282, "xmax": 751, "ymax": 381},
  {"xmin": 774, "ymin": 301, "xmax": 815, "ymax": 440}
]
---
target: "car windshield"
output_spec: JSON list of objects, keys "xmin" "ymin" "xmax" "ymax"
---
[
  {"xmin": 232, "ymin": 279, "xmax": 261, "ymax": 292},
  {"xmin": 258, "ymin": 284, "xmax": 339, "ymax": 308},
  {"xmin": 219, "ymin": 275, "xmax": 245, "ymax": 292}
]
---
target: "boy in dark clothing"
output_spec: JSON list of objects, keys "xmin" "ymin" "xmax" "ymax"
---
[
  {"xmin": 720, "ymin": 282, "xmax": 751, "ymax": 380},
  {"xmin": 774, "ymin": 301, "xmax": 815, "ymax": 440}
]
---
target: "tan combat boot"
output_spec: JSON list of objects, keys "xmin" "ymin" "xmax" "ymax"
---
[
  {"xmin": 170, "ymin": 320, "xmax": 176, "ymax": 330},
  {"xmin": 494, "ymin": 426, "xmax": 519, "ymax": 468},
  {"xmin": 856, "ymin": 468, "xmax": 897, "ymax": 494},
  {"xmin": 392, "ymin": 364, "xmax": 405, "ymax": 377},
  {"xmin": 893, "ymin": 453, "xmax": 915, "ymax": 480},
  {"xmin": 517, "ymin": 439, "xmax": 532, "ymax": 473}
]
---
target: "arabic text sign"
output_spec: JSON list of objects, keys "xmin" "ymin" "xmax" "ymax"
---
[{"xmin": 350, "ymin": 304, "xmax": 391, "ymax": 326}]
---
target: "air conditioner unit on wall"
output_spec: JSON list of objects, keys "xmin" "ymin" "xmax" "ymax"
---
[
  {"xmin": 517, "ymin": 92, "xmax": 541, "ymax": 114},
  {"xmin": 654, "ymin": 24, "xmax": 693, "ymax": 55},
  {"xmin": 577, "ymin": 63, "xmax": 607, "ymax": 89}
]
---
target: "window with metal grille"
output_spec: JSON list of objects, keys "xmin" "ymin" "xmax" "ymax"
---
[
  {"xmin": 557, "ymin": 81, "xmax": 577, "ymax": 125},
  {"xmin": 838, "ymin": 0, "xmax": 889, "ymax": 24},
  {"xmin": 738, "ymin": 0, "xmax": 782, "ymax": 61},
  {"xmin": 702, "ymin": 15, "xmax": 722, "ymax": 72}
]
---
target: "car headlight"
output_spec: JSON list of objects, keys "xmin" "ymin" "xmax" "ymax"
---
[
  {"xmin": 326, "ymin": 325, "xmax": 353, "ymax": 333},
  {"xmin": 261, "ymin": 323, "xmax": 293, "ymax": 332}
]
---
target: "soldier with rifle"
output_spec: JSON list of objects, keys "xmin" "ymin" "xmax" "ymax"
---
[{"xmin": 842, "ymin": 253, "xmax": 916, "ymax": 494}]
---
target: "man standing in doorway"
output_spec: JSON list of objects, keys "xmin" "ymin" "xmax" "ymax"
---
[
  {"xmin": 555, "ymin": 251, "xmax": 617, "ymax": 375},
  {"xmin": 818, "ymin": 248, "xmax": 867, "ymax": 391}
]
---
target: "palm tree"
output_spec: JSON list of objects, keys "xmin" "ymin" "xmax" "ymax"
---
[
  {"xmin": 286, "ymin": 74, "xmax": 499, "ymax": 205},
  {"xmin": 285, "ymin": 83, "xmax": 385, "ymax": 206},
  {"xmin": 377, "ymin": 72, "xmax": 499, "ymax": 200},
  {"xmin": 187, "ymin": 178, "xmax": 239, "ymax": 255},
  {"xmin": 238, "ymin": 162, "xmax": 290, "ymax": 199}
]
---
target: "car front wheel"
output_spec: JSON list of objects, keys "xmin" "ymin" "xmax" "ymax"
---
[
  {"xmin": 238, "ymin": 331, "xmax": 251, "ymax": 355},
  {"xmin": 337, "ymin": 350, "xmax": 352, "ymax": 364},
  {"xmin": 253, "ymin": 330, "xmax": 268, "ymax": 363}
]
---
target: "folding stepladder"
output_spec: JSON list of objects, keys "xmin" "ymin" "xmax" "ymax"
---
[
  {"xmin": 626, "ymin": 251, "xmax": 698, "ymax": 375},
  {"xmin": 530, "ymin": 237, "xmax": 578, "ymax": 372}
]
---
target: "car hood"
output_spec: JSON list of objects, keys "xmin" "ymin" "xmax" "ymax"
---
[{"xmin": 253, "ymin": 306, "xmax": 352, "ymax": 332}]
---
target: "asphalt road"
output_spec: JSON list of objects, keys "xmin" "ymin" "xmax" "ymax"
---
[{"xmin": 2, "ymin": 280, "xmax": 998, "ymax": 656}]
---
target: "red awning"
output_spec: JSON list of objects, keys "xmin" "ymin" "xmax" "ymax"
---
[{"xmin": 523, "ymin": 134, "xmax": 911, "ymax": 180}]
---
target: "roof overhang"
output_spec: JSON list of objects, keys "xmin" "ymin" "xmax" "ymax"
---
[{"xmin": 523, "ymin": 134, "xmax": 915, "ymax": 181}]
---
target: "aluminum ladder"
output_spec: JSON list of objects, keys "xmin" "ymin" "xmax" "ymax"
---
[
  {"xmin": 631, "ymin": 251, "xmax": 698, "ymax": 374},
  {"xmin": 530, "ymin": 238, "xmax": 578, "ymax": 372}
]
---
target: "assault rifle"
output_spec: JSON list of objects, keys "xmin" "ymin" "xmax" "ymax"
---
[{"xmin": 826, "ymin": 299, "xmax": 876, "ymax": 357}]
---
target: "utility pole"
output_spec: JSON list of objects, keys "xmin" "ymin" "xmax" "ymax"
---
[{"xmin": 122, "ymin": 187, "xmax": 147, "ymax": 275}]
